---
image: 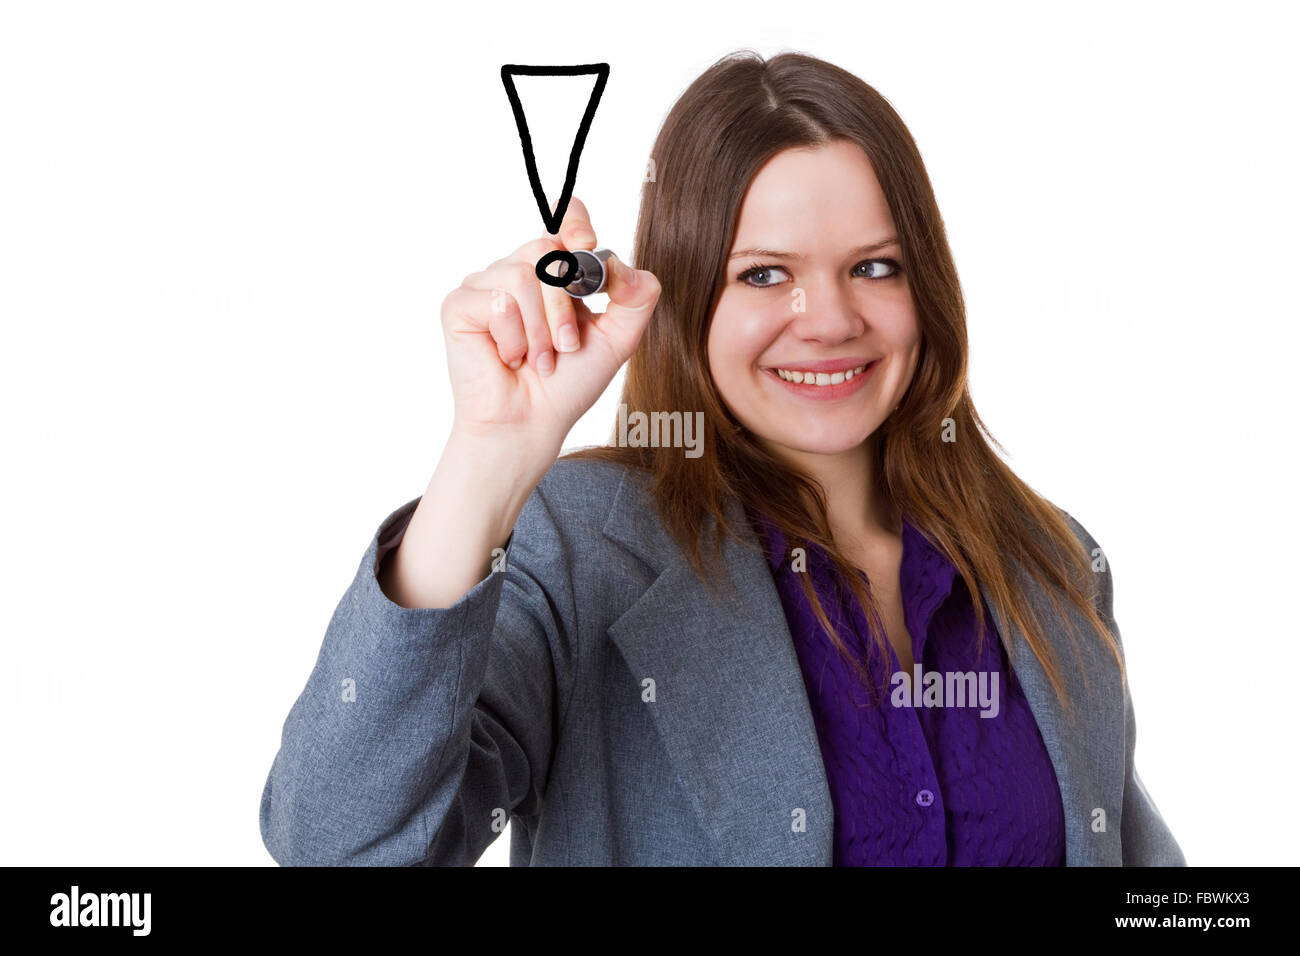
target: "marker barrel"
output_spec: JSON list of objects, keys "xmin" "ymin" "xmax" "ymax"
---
[{"xmin": 563, "ymin": 247, "xmax": 614, "ymax": 298}]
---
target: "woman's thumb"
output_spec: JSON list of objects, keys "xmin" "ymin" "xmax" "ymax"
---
[{"xmin": 598, "ymin": 252, "xmax": 660, "ymax": 354}]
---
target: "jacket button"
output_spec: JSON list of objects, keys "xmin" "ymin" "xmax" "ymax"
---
[{"xmin": 915, "ymin": 789, "xmax": 935, "ymax": 807}]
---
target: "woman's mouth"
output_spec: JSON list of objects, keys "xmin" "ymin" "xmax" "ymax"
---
[{"xmin": 763, "ymin": 360, "xmax": 879, "ymax": 401}]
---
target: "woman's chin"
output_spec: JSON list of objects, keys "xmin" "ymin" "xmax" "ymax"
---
[{"xmin": 759, "ymin": 426, "xmax": 878, "ymax": 459}]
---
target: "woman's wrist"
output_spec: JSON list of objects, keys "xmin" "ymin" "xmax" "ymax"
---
[{"xmin": 441, "ymin": 425, "xmax": 558, "ymax": 515}]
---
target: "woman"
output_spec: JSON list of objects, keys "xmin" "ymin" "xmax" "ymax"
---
[{"xmin": 259, "ymin": 49, "xmax": 1185, "ymax": 866}]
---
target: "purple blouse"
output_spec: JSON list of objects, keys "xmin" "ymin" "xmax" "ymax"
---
[{"xmin": 749, "ymin": 509, "xmax": 1066, "ymax": 866}]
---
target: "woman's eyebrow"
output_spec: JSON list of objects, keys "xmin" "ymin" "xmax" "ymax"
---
[{"xmin": 727, "ymin": 237, "xmax": 900, "ymax": 261}]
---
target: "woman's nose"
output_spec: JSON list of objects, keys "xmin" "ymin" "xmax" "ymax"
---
[{"xmin": 786, "ymin": 279, "xmax": 868, "ymax": 343}]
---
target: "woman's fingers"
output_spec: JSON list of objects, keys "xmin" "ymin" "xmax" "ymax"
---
[
  {"xmin": 539, "ymin": 196, "xmax": 597, "ymax": 357},
  {"xmin": 465, "ymin": 247, "xmax": 554, "ymax": 375},
  {"xmin": 457, "ymin": 196, "xmax": 603, "ymax": 376},
  {"xmin": 556, "ymin": 195, "xmax": 597, "ymax": 248},
  {"xmin": 440, "ymin": 286, "xmax": 528, "ymax": 370},
  {"xmin": 484, "ymin": 290, "xmax": 529, "ymax": 369}
]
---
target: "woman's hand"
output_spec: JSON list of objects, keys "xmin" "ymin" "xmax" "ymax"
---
[
  {"xmin": 380, "ymin": 197, "xmax": 658, "ymax": 610},
  {"xmin": 440, "ymin": 196, "xmax": 661, "ymax": 464}
]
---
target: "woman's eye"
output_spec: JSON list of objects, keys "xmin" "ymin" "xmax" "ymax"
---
[
  {"xmin": 737, "ymin": 265, "xmax": 791, "ymax": 288},
  {"xmin": 853, "ymin": 258, "xmax": 900, "ymax": 279},
  {"xmin": 737, "ymin": 258, "xmax": 902, "ymax": 288}
]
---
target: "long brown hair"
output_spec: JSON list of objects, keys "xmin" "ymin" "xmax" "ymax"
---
[{"xmin": 565, "ymin": 49, "xmax": 1122, "ymax": 714}]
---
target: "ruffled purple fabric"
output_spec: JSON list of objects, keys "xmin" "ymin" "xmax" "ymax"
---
[{"xmin": 750, "ymin": 509, "xmax": 1066, "ymax": 866}]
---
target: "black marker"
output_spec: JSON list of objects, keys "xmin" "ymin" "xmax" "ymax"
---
[{"xmin": 561, "ymin": 247, "xmax": 615, "ymax": 298}]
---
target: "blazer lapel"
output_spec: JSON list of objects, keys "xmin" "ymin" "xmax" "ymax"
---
[
  {"xmin": 978, "ymin": 572, "xmax": 1126, "ymax": 865},
  {"xmin": 602, "ymin": 469, "xmax": 834, "ymax": 866}
]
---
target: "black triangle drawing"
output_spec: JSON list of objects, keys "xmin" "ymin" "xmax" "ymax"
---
[{"xmin": 501, "ymin": 63, "xmax": 610, "ymax": 235}]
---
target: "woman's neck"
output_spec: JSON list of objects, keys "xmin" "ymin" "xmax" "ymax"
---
[{"xmin": 773, "ymin": 434, "xmax": 900, "ymax": 542}]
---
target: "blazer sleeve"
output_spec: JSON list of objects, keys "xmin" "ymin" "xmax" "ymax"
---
[
  {"xmin": 258, "ymin": 478, "xmax": 575, "ymax": 866},
  {"xmin": 1081, "ymin": 518, "xmax": 1188, "ymax": 866}
]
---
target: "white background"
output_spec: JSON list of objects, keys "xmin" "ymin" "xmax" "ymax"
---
[{"xmin": 1, "ymin": 0, "xmax": 1294, "ymax": 866}]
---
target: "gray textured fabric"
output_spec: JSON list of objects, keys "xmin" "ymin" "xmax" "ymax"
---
[{"xmin": 259, "ymin": 456, "xmax": 1186, "ymax": 866}]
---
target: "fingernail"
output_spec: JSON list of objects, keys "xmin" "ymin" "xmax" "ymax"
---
[
  {"xmin": 572, "ymin": 229, "xmax": 596, "ymax": 246},
  {"xmin": 508, "ymin": 357, "xmax": 523, "ymax": 370},
  {"xmin": 557, "ymin": 325, "xmax": 579, "ymax": 353},
  {"xmin": 537, "ymin": 350, "xmax": 555, "ymax": 376}
]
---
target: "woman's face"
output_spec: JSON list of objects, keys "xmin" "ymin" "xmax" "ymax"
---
[{"xmin": 707, "ymin": 140, "xmax": 921, "ymax": 461}]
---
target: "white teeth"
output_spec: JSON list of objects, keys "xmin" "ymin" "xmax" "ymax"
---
[{"xmin": 774, "ymin": 364, "xmax": 869, "ymax": 386}]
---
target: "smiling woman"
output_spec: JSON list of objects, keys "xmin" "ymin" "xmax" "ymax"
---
[
  {"xmin": 260, "ymin": 48, "xmax": 1186, "ymax": 868},
  {"xmin": 566, "ymin": 51, "xmax": 1183, "ymax": 865},
  {"xmin": 567, "ymin": 56, "xmax": 1107, "ymax": 711}
]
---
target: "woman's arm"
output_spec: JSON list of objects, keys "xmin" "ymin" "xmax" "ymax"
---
[
  {"xmin": 1100, "ymin": 555, "xmax": 1188, "ymax": 866},
  {"xmin": 1120, "ymin": 684, "xmax": 1187, "ymax": 865},
  {"xmin": 1071, "ymin": 514, "xmax": 1187, "ymax": 866},
  {"xmin": 257, "ymin": 454, "xmax": 578, "ymax": 866},
  {"xmin": 378, "ymin": 431, "xmax": 553, "ymax": 611}
]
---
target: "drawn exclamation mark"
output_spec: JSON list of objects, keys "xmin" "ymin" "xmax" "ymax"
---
[{"xmin": 500, "ymin": 63, "xmax": 610, "ymax": 289}]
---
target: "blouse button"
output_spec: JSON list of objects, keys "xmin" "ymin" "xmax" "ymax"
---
[{"xmin": 915, "ymin": 789, "xmax": 935, "ymax": 808}]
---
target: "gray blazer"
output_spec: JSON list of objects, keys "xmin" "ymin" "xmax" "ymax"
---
[{"xmin": 259, "ymin": 456, "xmax": 1186, "ymax": 866}]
